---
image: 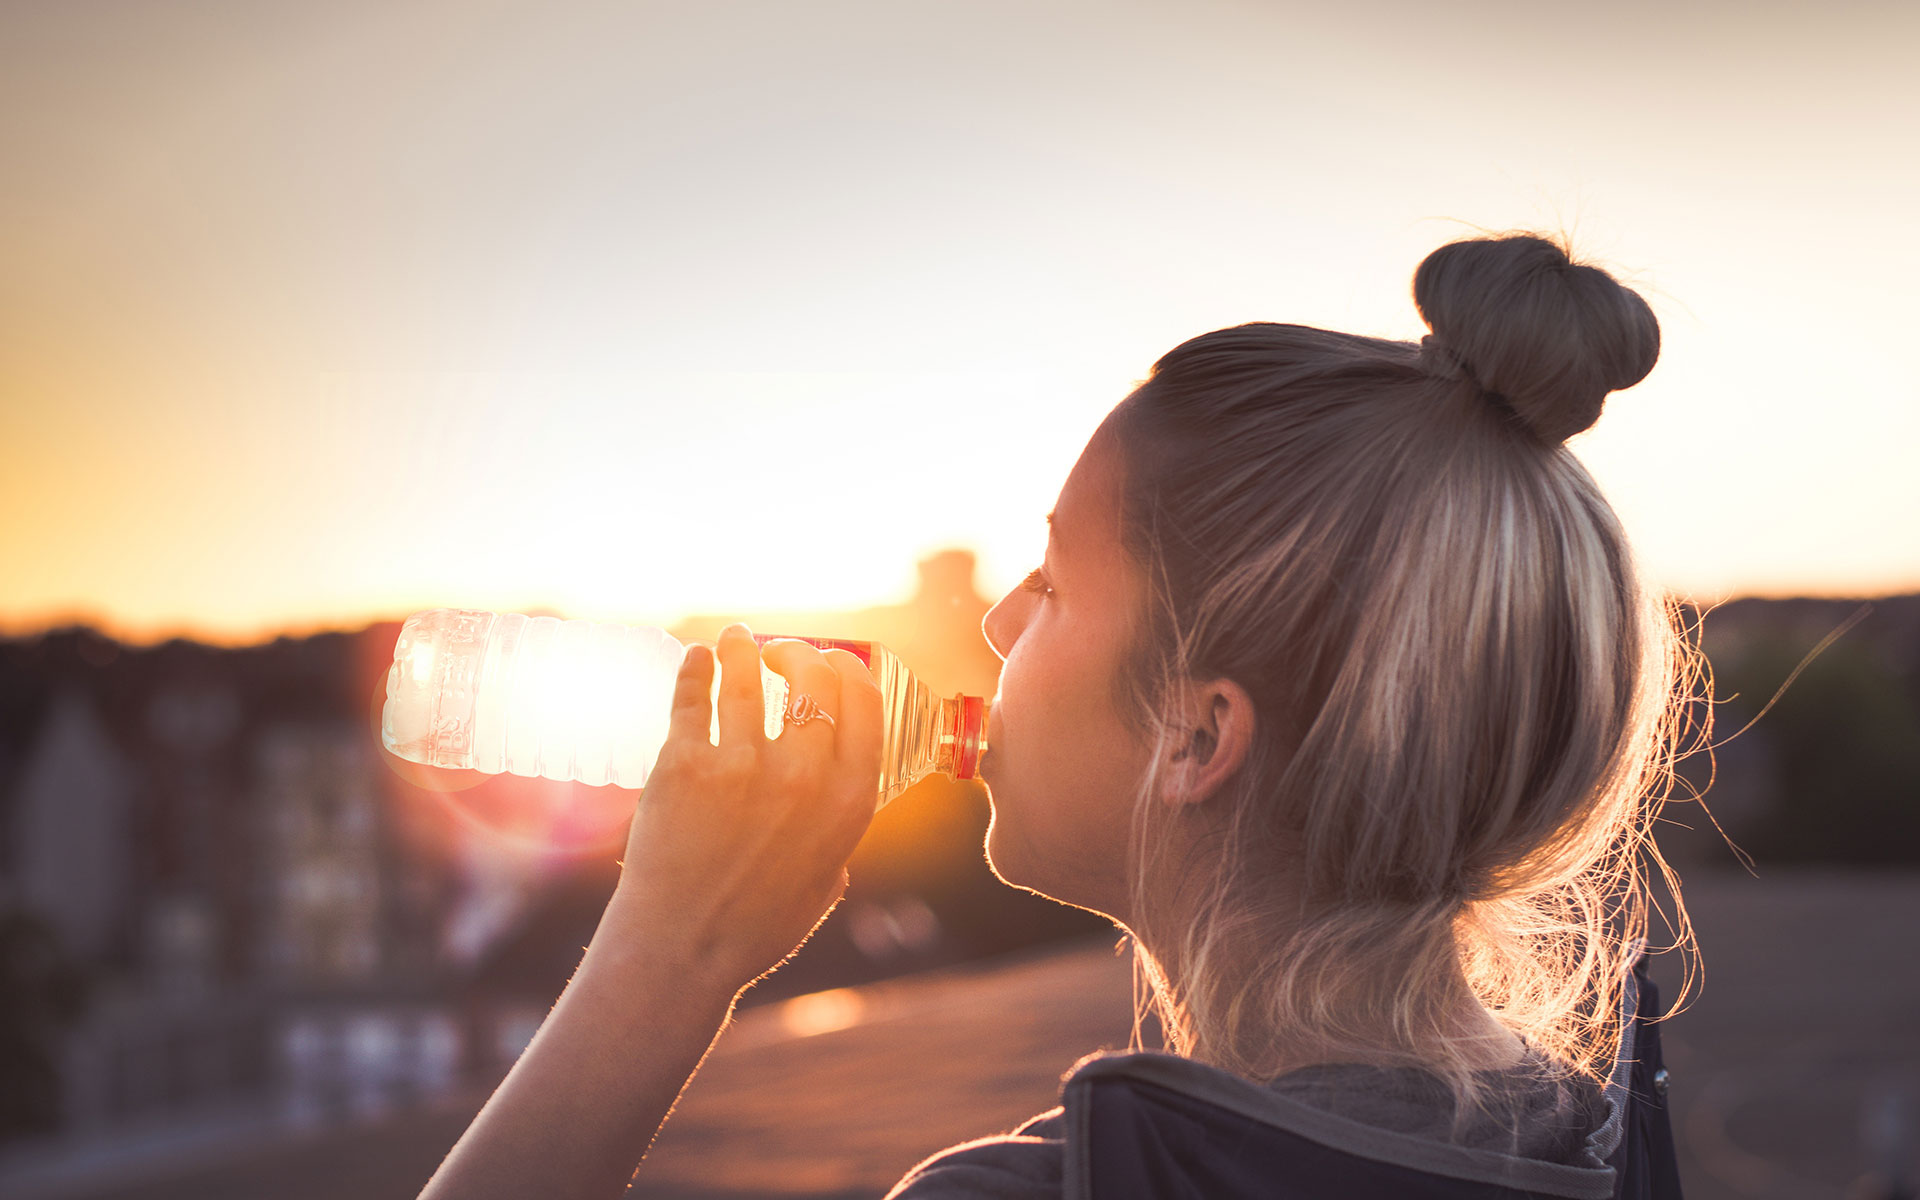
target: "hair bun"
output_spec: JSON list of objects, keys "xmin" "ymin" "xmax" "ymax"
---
[{"xmin": 1412, "ymin": 235, "xmax": 1660, "ymax": 443}]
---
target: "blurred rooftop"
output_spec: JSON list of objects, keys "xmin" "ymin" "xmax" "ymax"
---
[{"xmin": 2, "ymin": 867, "xmax": 1916, "ymax": 1200}]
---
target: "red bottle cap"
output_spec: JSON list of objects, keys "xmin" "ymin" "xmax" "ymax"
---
[{"xmin": 952, "ymin": 694, "xmax": 985, "ymax": 780}]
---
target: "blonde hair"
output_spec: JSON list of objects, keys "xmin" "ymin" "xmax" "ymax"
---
[{"xmin": 1104, "ymin": 234, "xmax": 1699, "ymax": 1110}]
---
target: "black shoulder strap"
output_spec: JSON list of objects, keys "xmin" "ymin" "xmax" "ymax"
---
[
  {"xmin": 1609, "ymin": 958, "xmax": 1685, "ymax": 1199},
  {"xmin": 1070, "ymin": 1072, "xmax": 1553, "ymax": 1200}
]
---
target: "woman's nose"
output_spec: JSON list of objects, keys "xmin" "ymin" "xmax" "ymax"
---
[{"xmin": 982, "ymin": 592, "xmax": 1019, "ymax": 662}]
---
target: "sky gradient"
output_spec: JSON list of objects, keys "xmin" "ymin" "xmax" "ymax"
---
[{"xmin": 3, "ymin": 0, "xmax": 1916, "ymax": 645}]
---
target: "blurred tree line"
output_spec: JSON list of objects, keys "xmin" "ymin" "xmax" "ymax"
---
[{"xmin": 1664, "ymin": 596, "xmax": 1920, "ymax": 868}]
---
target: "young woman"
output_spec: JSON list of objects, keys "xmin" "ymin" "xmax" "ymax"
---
[{"xmin": 417, "ymin": 233, "xmax": 1692, "ymax": 1199}]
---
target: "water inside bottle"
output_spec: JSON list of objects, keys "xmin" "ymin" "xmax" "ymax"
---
[{"xmin": 383, "ymin": 612, "xmax": 985, "ymax": 806}]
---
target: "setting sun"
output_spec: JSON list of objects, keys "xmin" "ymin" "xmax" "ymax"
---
[{"xmin": 3, "ymin": 5, "xmax": 1917, "ymax": 648}]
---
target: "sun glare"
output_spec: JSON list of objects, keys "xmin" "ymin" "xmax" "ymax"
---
[{"xmin": 409, "ymin": 640, "xmax": 435, "ymax": 686}]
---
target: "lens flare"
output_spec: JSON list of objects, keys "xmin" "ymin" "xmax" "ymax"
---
[
  {"xmin": 775, "ymin": 988, "xmax": 868, "ymax": 1039},
  {"xmin": 366, "ymin": 670, "xmax": 635, "ymax": 859}
]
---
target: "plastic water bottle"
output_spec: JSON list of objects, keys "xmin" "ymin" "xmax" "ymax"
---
[{"xmin": 380, "ymin": 609, "xmax": 989, "ymax": 809}]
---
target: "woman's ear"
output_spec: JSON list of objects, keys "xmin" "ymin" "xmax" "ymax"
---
[{"xmin": 1156, "ymin": 677, "xmax": 1255, "ymax": 808}]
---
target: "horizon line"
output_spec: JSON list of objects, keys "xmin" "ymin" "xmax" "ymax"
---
[{"xmin": 6, "ymin": 581, "xmax": 1919, "ymax": 652}]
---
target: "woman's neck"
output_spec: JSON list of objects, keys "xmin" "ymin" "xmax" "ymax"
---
[{"xmin": 1128, "ymin": 846, "xmax": 1527, "ymax": 1081}]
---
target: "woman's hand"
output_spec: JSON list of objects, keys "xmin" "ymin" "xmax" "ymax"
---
[
  {"xmin": 416, "ymin": 624, "xmax": 884, "ymax": 1200},
  {"xmin": 599, "ymin": 622, "xmax": 886, "ymax": 997}
]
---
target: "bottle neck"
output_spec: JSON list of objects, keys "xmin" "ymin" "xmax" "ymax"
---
[{"xmin": 752, "ymin": 632, "xmax": 988, "ymax": 785}]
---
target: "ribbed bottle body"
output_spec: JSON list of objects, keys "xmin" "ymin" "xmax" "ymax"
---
[
  {"xmin": 382, "ymin": 610, "xmax": 987, "ymax": 807},
  {"xmin": 844, "ymin": 639, "xmax": 987, "ymax": 808},
  {"xmin": 383, "ymin": 610, "xmax": 691, "ymax": 788}
]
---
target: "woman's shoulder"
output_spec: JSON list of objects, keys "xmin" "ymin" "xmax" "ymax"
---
[
  {"xmin": 887, "ymin": 1040, "xmax": 1625, "ymax": 1199},
  {"xmin": 1260, "ymin": 1048, "xmax": 1610, "ymax": 1165},
  {"xmin": 883, "ymin": 1108, "xmax": 1066, "ymax": 1200},
  {"xmin": 1060, "ymin": 1048, "xmax": 1621, "ymax": 1198}
]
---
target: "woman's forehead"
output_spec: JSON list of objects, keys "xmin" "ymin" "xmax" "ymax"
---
[{"xmin": 1051, "ymin": 433, "xmax": 1126, "ymax": 563}]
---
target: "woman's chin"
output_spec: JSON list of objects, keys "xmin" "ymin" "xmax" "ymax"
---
[
  {"xmin": 983, "ymin": 814, "xmax": 1106, "ymax": 916},
  {"xmin": 981, "ymin": 808, "xmax": 1023, "ymax": 889},
  {"xmin": 983, "ymin": 809, "xmax": 1051, "ymax": 897}
]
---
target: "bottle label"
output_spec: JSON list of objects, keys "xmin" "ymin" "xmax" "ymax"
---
[{"xmin": 751, "ymin": 634, "xmax": 873, "ymax": 668}]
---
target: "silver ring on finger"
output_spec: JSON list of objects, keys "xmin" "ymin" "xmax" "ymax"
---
[{"xmin": 784, "ymin": 691, "xmax": 835, "ymax": 730}]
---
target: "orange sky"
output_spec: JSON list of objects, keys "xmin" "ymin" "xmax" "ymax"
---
[{"xmin": 4, "ymin": 0, "xmax": 1916, "ymax": 647}]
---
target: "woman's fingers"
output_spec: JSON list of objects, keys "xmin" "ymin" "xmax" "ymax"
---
[
  {"xmin": 713, "ymin": 624, "xmax": 768, "ymax": 758},
  {"xmin": 665, "ymin": 642, "xmax": 716, "ymax": 752},
  {"xmin": 824, "ymin": 648, "xmax": 884, "ymax": 805},
  {"xmin": 670, "ymin": 633, "xmax": 880, "ymax": 814},
  {"xmin": 761, "ymin": 639, "xmax": 841, "ymax": 749}
]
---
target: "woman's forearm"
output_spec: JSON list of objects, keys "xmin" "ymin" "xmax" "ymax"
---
[
  {"xmin": 418, "ymin": 889, "xmax": 741, "ymax": 1200},
  {"xmin": 416, "ymin": 630, "xmax": 884, "ymax": 1198}
]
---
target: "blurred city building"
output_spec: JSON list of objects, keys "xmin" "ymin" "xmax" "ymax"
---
[{"xmin": 0, "ymin": 570, "xmax": 1916, "ymax": 1198}]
